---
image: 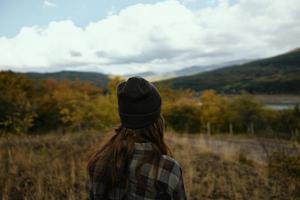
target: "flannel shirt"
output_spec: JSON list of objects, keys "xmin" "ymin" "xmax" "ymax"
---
[{"xmin": 89, "ymin": 142, "xmax": 186, "ymax": 200}]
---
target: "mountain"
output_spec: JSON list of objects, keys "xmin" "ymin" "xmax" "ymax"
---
[
  {"xmin": 166, "ymin": 59, "xmax": 251, "ymax": 77},
  {"xmin": 19, "ymin": 70, "xmax": 110, "ymax": 88},
  {"xmin": 125, "ymin": 71, "xmax": 157, "ymax": 77},
  {"xmin": 123, "ymin": 60, "xmax": 251, "ymax": 81},
  {"xmin": 157, "ymin": 49, "xmax": 300, "ymax": 94}
]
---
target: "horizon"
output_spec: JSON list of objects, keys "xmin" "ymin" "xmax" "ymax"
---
[
  {"xmin": 0, "ymin": 46, "xmax": 295, "ymax": 76},
  {"xmin": 1, "ymin": 0, "xmax": 300, "ymax": 74}
]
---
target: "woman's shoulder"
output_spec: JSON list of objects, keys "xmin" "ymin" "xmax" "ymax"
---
[
  {"xmin": 157, "ymin": 155, "xmax": 183, "ymax": 190},
  {"xmin": 160, "ymin": 155, "xmax": 182, "ymax": 169}
]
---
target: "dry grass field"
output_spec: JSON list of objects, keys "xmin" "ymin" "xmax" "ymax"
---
[{"xmin": 0, "ymin": 131, "xmax": 299, "ymax": 200}]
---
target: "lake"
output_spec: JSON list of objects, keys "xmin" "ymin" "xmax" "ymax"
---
[{"xmin": 265, "ymin": 103, "xmax": 297, "ymax": 110}]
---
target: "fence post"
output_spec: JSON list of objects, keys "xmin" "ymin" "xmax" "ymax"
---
[
  {"xmin": 250, "ymin": 123, "xmax": 254, "ymax": 135},
  {"xmin": 229, "ymin": 123, "xmax": 233, "ymax": 135},
  {"xmin": 207, "ymin": 122, "xmax": 211, "ymax": 135}
]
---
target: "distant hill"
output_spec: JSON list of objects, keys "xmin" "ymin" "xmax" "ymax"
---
[
  {"xmin": 125, "ymin": 71, "xmax": 157, "ymax": 77},
  {"xmin": 123, "ymin": 59, "xmax": 251, "ymax": 81},
  {"xmin": 19, "ymin": 71, "xmax": 110, "ymax": 88},
  {"xmin": 157, "ymin": 49, "xmax": 300, "ymax": 94},
  {"xmin": 168, "ymin": 59, "xmax": 251, "ymax": 77}
]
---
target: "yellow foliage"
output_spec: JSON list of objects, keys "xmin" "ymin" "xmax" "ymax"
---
[{"xmin": 200, "ymin": 90, "xmax": 227, "ymax": 128}]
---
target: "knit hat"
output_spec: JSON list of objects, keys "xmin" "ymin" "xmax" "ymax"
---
[{"xmin": 117, "ymin": 76, "xmax": 161, "ymax": 129}]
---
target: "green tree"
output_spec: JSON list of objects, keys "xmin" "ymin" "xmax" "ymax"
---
[
  {"xmin": 163, "ymin": 98, "xmax": 201, "ymax": 133},
  {"xmin": 228, "ymin": 93, "xmax": 264, "ymax": 134}
]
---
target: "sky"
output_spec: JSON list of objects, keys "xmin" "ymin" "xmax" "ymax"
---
[{"xmin": 0, "ymin": 0, "xmax": 299, "ymax": 75}]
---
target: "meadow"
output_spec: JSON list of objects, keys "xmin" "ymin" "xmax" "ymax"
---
[{"xmin": 1, "ymin": 131, "xmax": 299, "ymax": 200}]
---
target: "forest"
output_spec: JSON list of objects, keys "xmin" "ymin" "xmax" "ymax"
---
[{"xmin": 1, "ymin": 70, "xmax": 299, "ymax": 140}]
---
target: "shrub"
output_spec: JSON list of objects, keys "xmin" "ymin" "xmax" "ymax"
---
[
  {"xmin": 163, "ymin": 99, "xmax": 201, "ymax": 133},
  {"xmin": 269, "ymin": 151, "xmax": 300, "ymax": 179}
]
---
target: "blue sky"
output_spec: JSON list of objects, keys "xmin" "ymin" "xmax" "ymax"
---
[
  {"xmin": 0, "ymin": 0, "xmax": 299, "ymax": 74},
  {"xmin": 1, "ymin": 0, "xmax": 236, "ymax": 37}
]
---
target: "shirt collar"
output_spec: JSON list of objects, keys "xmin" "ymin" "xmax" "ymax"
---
[{"xmin": 134, "ymin": 142, "xmax": 153, "ymax": 153}]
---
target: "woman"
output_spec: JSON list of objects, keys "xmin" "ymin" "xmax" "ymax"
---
[{"xmin": 87, "ymin": 77, "xmax": 186, "ymax": 200}]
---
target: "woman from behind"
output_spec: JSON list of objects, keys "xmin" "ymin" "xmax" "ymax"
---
[{"xmin": 87, "ymin": 77, "xmax": 186, "ymax": 200}]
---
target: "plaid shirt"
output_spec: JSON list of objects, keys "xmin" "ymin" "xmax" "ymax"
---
[{"xmin": 89, "ymin": 142, "xmax": 186, "ymax": 200}]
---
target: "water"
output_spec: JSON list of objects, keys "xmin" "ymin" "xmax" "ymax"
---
[{"xmin": 265, "ymin": 103, "xmax": 297, "ymax": 110}]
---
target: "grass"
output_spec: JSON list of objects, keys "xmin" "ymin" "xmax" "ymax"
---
[{"xmin": 0, "ymin": 131, "xmax": 299, "ymax": 200}]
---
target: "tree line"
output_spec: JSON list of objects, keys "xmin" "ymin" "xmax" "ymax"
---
[
  {"xmin": 0, "ymin": 71, "xmax": 299, "ymax": 139},
  {"xmin": 162, "ymin": 87, "xmax": 300, "ymax": 139}
]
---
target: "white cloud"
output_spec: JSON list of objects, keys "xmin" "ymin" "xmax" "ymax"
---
[
  {"xmin": 182, "ymin": 0, "xmax": 199, "ymax": 3},
  {"xmin": 43, "ymin": 0, "xmax": 56, "ymax": 7},
  {"xmin": 1, "ymin": 0, "xmax": 300, "ymax": 74}
]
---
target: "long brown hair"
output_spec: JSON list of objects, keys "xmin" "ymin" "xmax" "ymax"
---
[{"xmin": 87, "ymin": 115, "xmax": 171, "ymax": 198}]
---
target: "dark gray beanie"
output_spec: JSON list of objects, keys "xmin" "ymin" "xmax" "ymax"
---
[{"xmin": 117, "ymin": 76, "xmax": 161, "ymax": 129}]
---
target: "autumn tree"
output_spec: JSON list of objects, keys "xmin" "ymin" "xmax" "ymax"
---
[
  {"xmin": 0, "ymin": 71, "xmax": 37, "ymax": 133},
  {"xmin": 200, "ymin": 90, "xmax": 227, "ymax": 134}
]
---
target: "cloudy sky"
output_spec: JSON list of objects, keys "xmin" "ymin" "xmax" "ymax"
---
[{"xmin": 0, "ymin": 0, "xmax": 299, "ymax": 75}]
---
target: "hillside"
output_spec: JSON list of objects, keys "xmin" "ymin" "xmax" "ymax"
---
[
  {"xmin": 169, "ymin": 59, "xmax": 251, "ymax": 77},
  {"xmin": 19, "ymin": 70, "xmax": 110, "ymax": 88},
  {"xmin": 123, "ymin": 59, "xmax": 251, "ymax": 81},
  {"xmin": 157, "ymin": 49, "xmax": 300, "ymax": 94}
]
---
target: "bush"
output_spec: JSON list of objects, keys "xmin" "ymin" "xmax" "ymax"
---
[
  {"xmin": 269, "ymin": 151, "xmax": 300, "ymax": 179},
  {"xmin": 163, "ymin": 99, "xmax": 201, "ymax": 133}
]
